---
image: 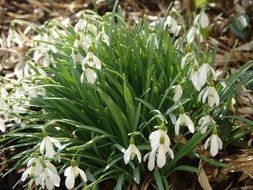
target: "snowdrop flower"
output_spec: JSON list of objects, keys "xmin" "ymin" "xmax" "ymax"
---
[
  {"xmin": 204, "ymin": 133, "xmax": 222, "ymax": 157},
  {"xmin": 80, "ymin": 68, "xmax": 97, "ymax": 84},
  {"xmin": 181, "ymin": 52, "xmax": 194, "ymax": 69},
  {"xmin": 40, "ymin": 132, "xmax": 61, "ymax": 158},
  {"xmin": 74, "ymin": 15, "xmax": 97, "ymax": 34},
  {"xmin": 74, "ymin": 34, "xmax": 92, "ymax": 53},
  {"xmin": 144, "ymin": 126, "xmax": 174, "ymax": 171},
  {"xmin": 165, "ymin": 16, "xmax": 182, "ymax": 36},
  {"xmin": 186, "ymin": 26, "xmax": 198, "ymax": 44},
  {"xmin": 199, "ymin": 63, "xmax": 217, "ymax": 84},
  {"xmin": 71, "ymin": 49, "xmax": 84, "ymax": 66},
  {"xmin": 38, "ymin": 161, "xmax": 61, "ymax": 190},
  {"xmin": 27, "ymin": 86, "xmax": 38, "ymax": 98},
  {"xmin": 21, "ymin": 155, "xmax": 43, "ymax": 185},
  {"xmin": 173, "ymin": 84, "xmax": 183, "ymax": 102},
  {"xmin": 0, "ymin": 119, "xmax": 6, "ymax": 132},
  {"xmin": 6, "ymin": 28, "xmax": 23, "ymax": 48},
  {"xmin": 189, "ymin": 64, "xmax": 203, "ymax": 91},
  {"xmin": 80, "ymin": 51, "xmax": 102, "ymax": 84},
  {"xmin": 175, "ymin": 107, "xmax": 194, "ymax": 135},
  {"xmin": 82, "ymin": 51, "xmax": 102, "ymax": 70},
  {"xmin": 74, "ymin": 16, "xmax": 88, "ymax": 32},
  {"xmin": 64, "ymin": 160, "xmax": 87, "ymax": 189},
  {"xmin": 198, "ymin": 114, "xmax": 215, "ymax": 134},
  {"xmin": 194, "ymin": 11, "xmax": 209, "ymax": 29},
  {"xmin": 198, "ymin": 85, "xmax": 220, "ymax": 107},
  {"xmin": 14, "ymin": 86, "xmax": 26, "ymax": 98},
  {"xmin": 96, "ymin": 29, "xmax": 109, "ymax": 46},
  {"xmin": 123, "ymin": 137, "xmax": 142, "ymax": 164}
]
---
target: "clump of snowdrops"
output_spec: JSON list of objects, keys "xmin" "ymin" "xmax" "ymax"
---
[{"xmin": 1, "ymin": 6, "xmax": 253, "ymax": 190}]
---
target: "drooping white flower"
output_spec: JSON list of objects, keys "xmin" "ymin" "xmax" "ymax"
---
[
  {"xmin": 40, "ymin": 134, "xmax": 61, "ymax": 158},
  {"xmin": 199, "ymin": 63, "xmax": 217, "ymax": 84},
  {"xmin": 74, "ymin": 34, "xmax": 92, "ymax": 53},
  {"xmin": 144, "ymin": 127, "xmax": 174, "ymax": 171},
  {"xmin": 64, "ymin": 160, "xmax": 87, "ymax": 190},
  {"xmin": 6, "ymin": 28, "xmax": 24, "ymax": 48},
  {"xmin": 198, "ymin": 114, "xmax": 215, "ymax": 134},
  {"xmin": 71, "ymin": 50, "xmax": 84, "ymax": 66},
  {"xmin": 194, "ymin": 11, "xmax": 209, "ymax": 29},
  {"xmin": 38, "ymin": 161, "xmax": 61, "ymax": 190},
  {"xmin": 186, "ymin": 26, "xmax": 197, "ymax": 44},
  {"xmin": 189, "ymin": 64, "xmax": 206, "ymax": 91},
  {"xmin": 173, "ymin": 84, "xmax": 183, "ymax": 102},
  {"xmin": 175, "ymin": 107, "xmax": 194, "ymax": 135},
  {"xmin": 27, "ymin": 86, "xmax": 38, "ymax": 98},
  {"xmin": 96, "ymin": 29, "xmax": 109, "ymax": 46},
  {"xmin": 181, "ymin": 52, "xmax": 195, "ymax": 69},
  {"xmin": 21, "ymin": 156, "xmax": 43, "ymax": 185},
  {"xmin": 74, "ymin": 17, "xmax": 88, "ymax": 32},
  {"xmin": 198, "ymin": 86, "xmax": 220, "ymax": 107},
  {"xmin": 204, "ymin": 134, "xmax": 222, "ymax": 157},
  {"xmin": 164, "ymin": 16, "xmax": 182, "ymax": 36},
  {"xmin": 123, "ymin": 139, "xmax": 142, "ymax": 164},
  {"xmin": 0, "ymin": 119, "xmax": 6, "ymax": 132},
  {"xmin": 80, "ymin": 68, "xmax": 97, "ymax": 84},
  {"xmin": 82, "ymin": 52, "xmax": 102, "ymax": 70},
  {"xmin": 74, "ymin": 16, "xmax": 97, "ymax": 34},
  {"xmin": 80, "ymin": 51, "xmax": 102, "ymax": 84}
]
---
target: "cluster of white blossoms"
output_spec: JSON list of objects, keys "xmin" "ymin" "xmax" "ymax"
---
[
  {"xmin": 0, "ymin": 81, "xmax": 39, "ymax": 133},
  {"xmin": 124, "ymin": 124, "xmax": 174, "ymax": 171},
  {"xmin": 72, "ymin": 13, "xmax": 108, "ymax": 84},
  {"xmin": 187, "ymin": 10, "xmax": 210, "ymax": 43},
  {"xmin": 123, "ymin": 10, "xmax": 222, "ymax": 171},
  {"xmin": 21, "ymin": 131, "xmax": 87, "ymax": 189}
]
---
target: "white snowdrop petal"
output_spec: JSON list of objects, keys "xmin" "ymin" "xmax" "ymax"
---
[
  {"xmin": 45, "ymin": 178, "xmax": 55, "ymax": 190},
  {"xmin": 64, "ymin": 167, "xmax": 71, "ymax": 177},
  {"xmin": 168, "ymin": 147, "xmax": 175, "ymax": 159},
  {"xmin": 50, "ymin": 137, "xmax": 61, "ymax": 149},
  {"xmin": 21, "ymin": 168, "xmax": 30, "ymax": 181},
  {"xmin": 198, "ymin": 89, "xmax": 205, "ymax": 102},
  {"xmin": 93, "ymin": 56, "xmax": 102, "ymax": 70},
  {"xmin": 45, "ymin": 138, "xmax": 55, "ymax": 158},
  {"xmin": 175, "ymin": 122, "xmax": 180, "ymax": 135},
  {"xmin": 143, "ymin": 153, "xmax": 149, "ymax": 162},
  {"xmin": 78, "ymin": 169, "xmax": 87, "ymax": 182},
  {"xmin": 204, "ymin": 137, "xmax": 211, "ymax": 150},
  {"xmin": 136, "ymin": 148, "xmax": 142, "ymax": 163},
  {"xmin": 157, "ymin": 147, "xmax": 166, "ymax": 168},
  {"xmin": 27, "ymin": 157, "xmax": 34, "ymax": 167},
  {"xmin": 65, "ymin": 176, "xmax": 75, "ymax": 189},
  {"xmin": 200, "ymin": 12, "xmax": 209, "ymax": 28},
  {"xmin": 210, "ymin": 136, "xmax": 219, "ymax": 157},
  {"xmin": 187, "ymin": 27, "xmax": 195, "ymax": 43},
  {"xmin": 123, "ymin": 148, "xmax": 131, "ymax": 164},
  {"xmin": 0, "ymin": 119, "xmax": 6, "ymax": 132},
  {"xmin": 210, "ymin": 66, "xmax": 217, "ymax": 80},
  {"xmin": 208, "ymin": 96, "xmax": 215, "ymax": 107},
  {"xmin": 85, "ymin": 69, "xmax": 97, "ymax": 84},
  {"xmin": 147, "ymin": 151, "xmax": 156, "ymax": 171},
  {"xmin": 39, "ymin": 139, "xmax": 45, "ymax": 154},
  {"xmin": 217, "ymin": 136, "xmax": 223, "ymax": 150},
  {"xmin": 173, "ymin": 85, "xmax": 183, "ymax": 102},
  {"xmin": 48, "ymin": 163, "xmax": 58, "ymax": 175},
  {"xmin": 202, "ymin": 88, "xmax": 210, "ymax": 103}
]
